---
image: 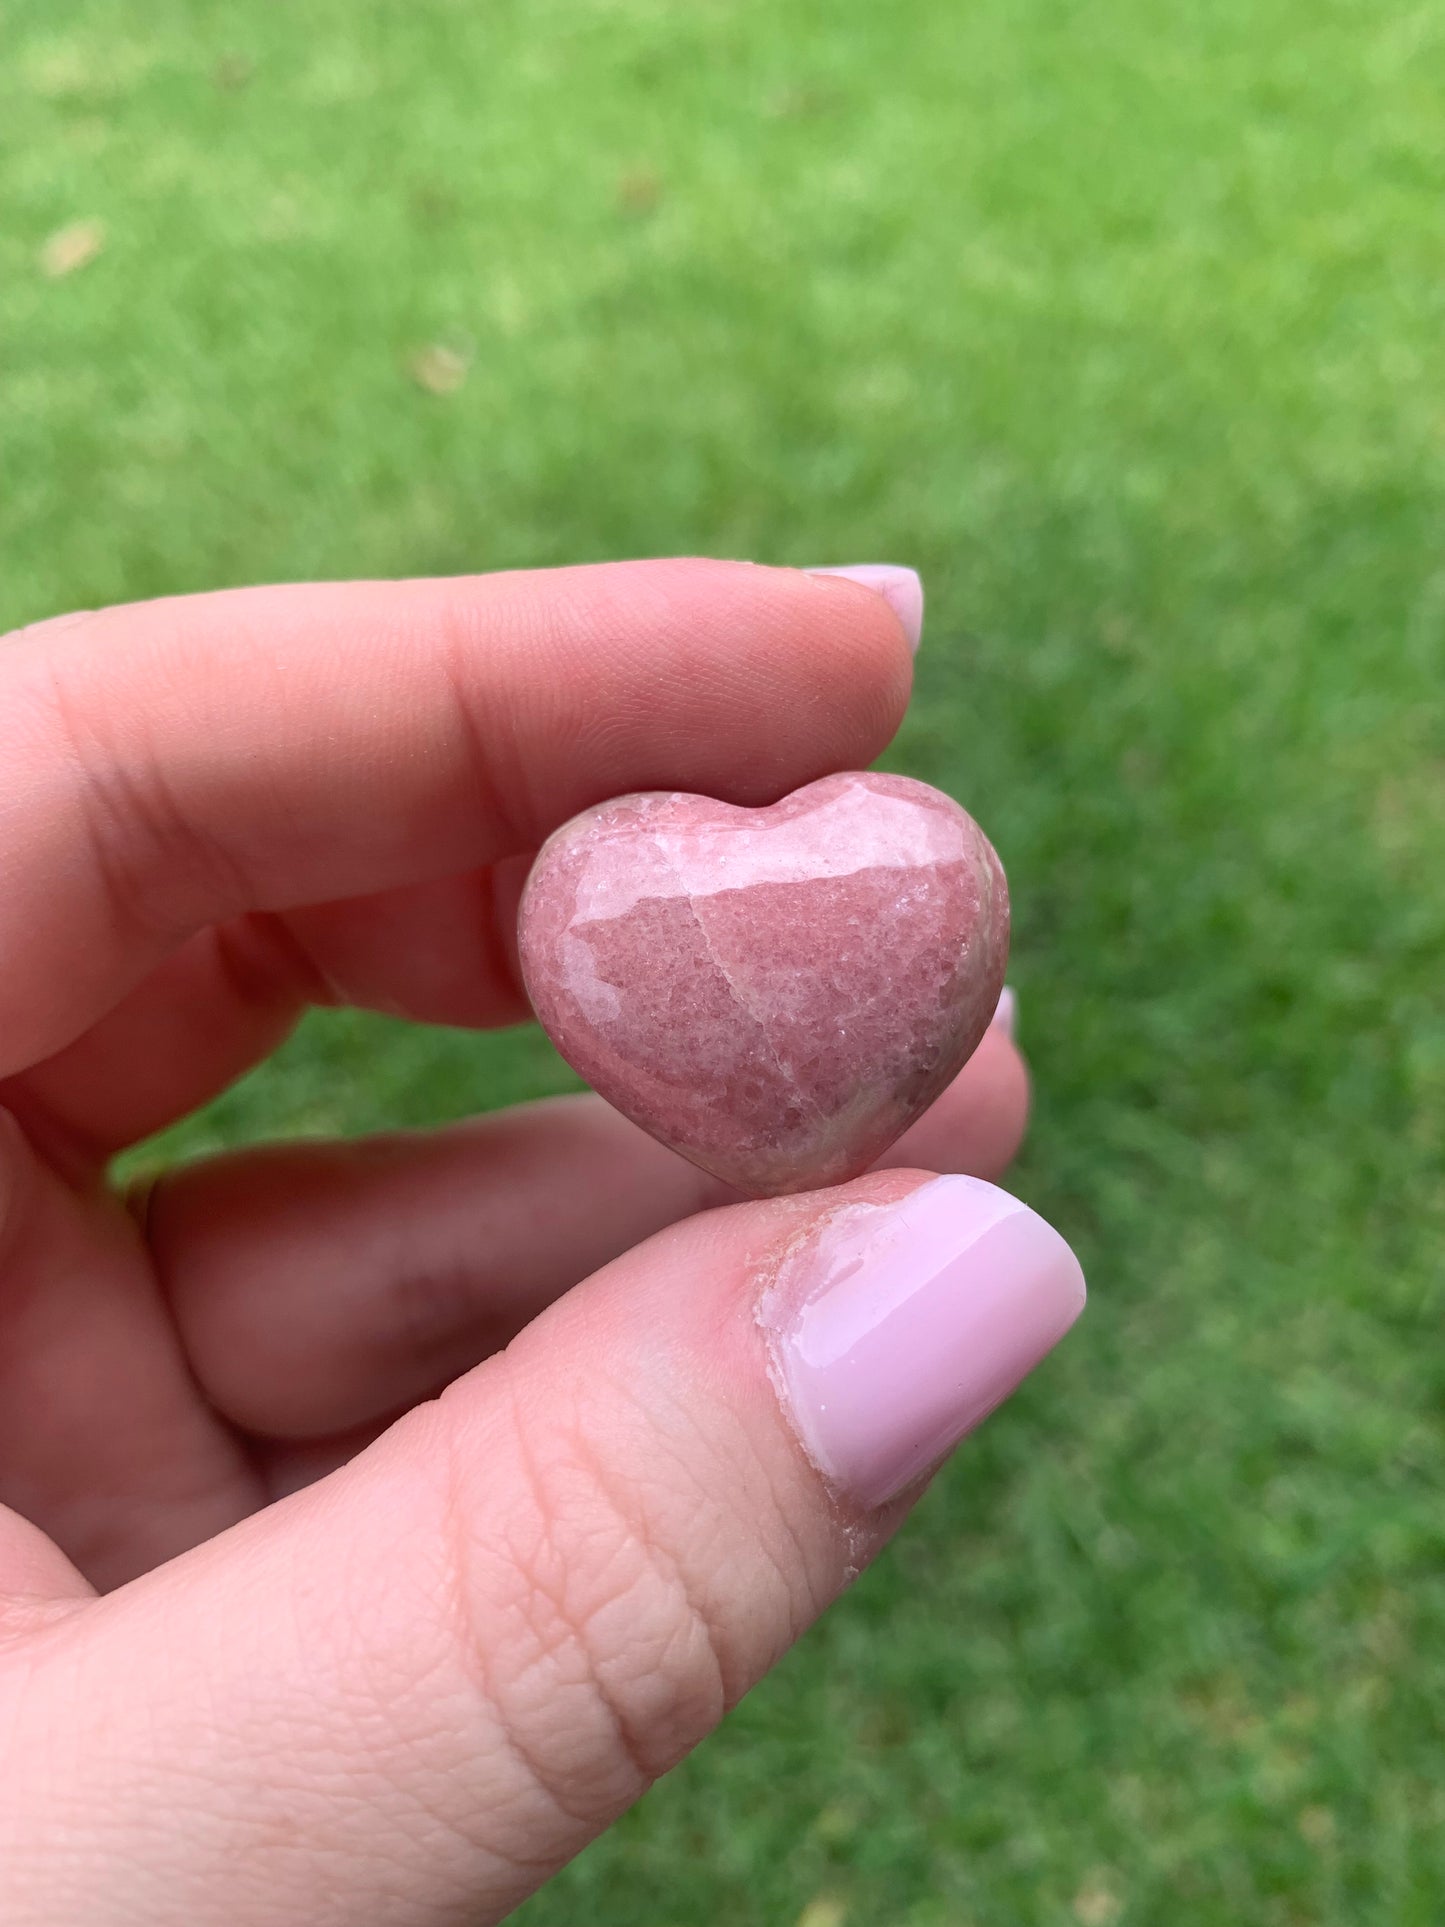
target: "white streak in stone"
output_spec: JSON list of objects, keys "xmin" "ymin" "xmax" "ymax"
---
[
  {"xmin": 563, "ymin": 777, "xmax": 965, "ymax": 927},
  {"xmin": 558, "ymin": 925, "xmax": 624, "ymax": 1027}
]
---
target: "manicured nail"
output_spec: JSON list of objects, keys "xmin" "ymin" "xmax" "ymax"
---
[
  {"xmin": 762, "ymin": 1175, "xmax": 1085, "ymax": 1507},
  {"xmin": 804, "ymin": 564, "xmax": 925, "ymax": 653},
  {"xmin": 990, "ymin": 985, "xmax": 1018, "ymax": 1039}
]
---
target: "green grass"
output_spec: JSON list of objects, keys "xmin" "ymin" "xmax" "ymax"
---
[{"xmin": 4, "ymin": 0, "xmax": 1444, "ymax": 1919}]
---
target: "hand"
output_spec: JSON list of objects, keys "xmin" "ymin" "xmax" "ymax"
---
[{"xmin": 0, "ymin": 560, "xmax": 1081, "ymax": 1925}]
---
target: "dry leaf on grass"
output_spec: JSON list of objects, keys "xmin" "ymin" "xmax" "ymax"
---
[
  {"xmin": 795, "ymin": 1897, "xmax": 848, "ymax": 1927},
  {"xmin": 408, "ymin": 343, "xmax": 470, "ymax": 395},
  {"xmin": 39, "ymin": 219, "xmax": 106, "ymax": 278},
  {"xmin": 1073, "ymin": 1873, "xmax": 1123, "ymax": 1925},
  {"xmin": 214, "ymin": 52, "xmax": 256, "ymax": 91},
  {"xmin": 1298, "ymin": 1805, "xmax": 1336, "ymax": 1846},
  {"xmin": 616, "ymin": 167, "xmax": 662, "ymax": 215}
]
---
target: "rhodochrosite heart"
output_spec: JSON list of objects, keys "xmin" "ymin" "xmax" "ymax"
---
[{"xmin": 517, "ymin": 771, "xmax": 1009, "ymax": 1197}]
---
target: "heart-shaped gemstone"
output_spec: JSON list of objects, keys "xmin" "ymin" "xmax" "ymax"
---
[{"xmin": 518, "ymin": 771, "xmax": 1009, "ymax": 1197}]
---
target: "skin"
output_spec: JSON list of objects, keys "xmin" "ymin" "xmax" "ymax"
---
[{"xmin": 0, "ymin": 560, "xmax": 1028, "ymax": 1926}]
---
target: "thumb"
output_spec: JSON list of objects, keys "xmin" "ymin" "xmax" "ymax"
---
[{"xmin": 4, "ymin": 1171, "xmax": 1084, "ymax": 1927}]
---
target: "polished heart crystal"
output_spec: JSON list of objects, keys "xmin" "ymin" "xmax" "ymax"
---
[{"xmin": 517, "ymin": 772, "xmax": 1009, "ymax": 1197}]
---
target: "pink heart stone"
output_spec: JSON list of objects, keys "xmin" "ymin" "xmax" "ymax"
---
[{"xmin": 517, "ymin": 771, "xmax": 1010, "ymax": 1197}]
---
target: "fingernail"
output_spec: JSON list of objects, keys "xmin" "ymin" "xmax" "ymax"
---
[
  {"xmin": 990, "ymin": 985, "xmax": 1018, "ymax": 1039},
  {"xmin": 762, "ymin": 1175, "xmax": 1085, "ymax": 1507},
  {"xmin": 804, "ymin": 564, "xmax": 925, "ymax": 653}
]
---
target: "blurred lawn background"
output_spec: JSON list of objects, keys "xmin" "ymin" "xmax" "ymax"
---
[{"xmin": 4, "ymin": 0, "xmax": 1444, "ymax": 1920}]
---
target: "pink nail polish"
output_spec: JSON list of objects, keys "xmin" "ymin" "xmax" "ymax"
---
[
  {"xmin": 762, "ymin": 1175, "xmax": 1085, "ymax": 1507},
  {"xmin": 804, "ymin": 565, "xmax": 925, "ymax": 653}
]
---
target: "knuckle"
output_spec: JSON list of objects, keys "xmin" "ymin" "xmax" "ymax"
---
[
  {"xmin": 434, "ymin": 612, "xmax": 532, "ymax": 853},
  {"xmin": 432, "ymin": 1373, "xmax": 740, "ymax": 1833},
  {"xmin": 37, "ymin": 655, "xmax": 252, "ymax": 940}
]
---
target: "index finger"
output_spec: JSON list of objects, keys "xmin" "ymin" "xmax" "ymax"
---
[{"xmin": 0, "ymin": 560, "xmax": 915, "ymax": 1076}]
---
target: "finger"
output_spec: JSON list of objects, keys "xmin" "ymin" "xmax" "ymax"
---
[
  {"xmin": 0, "ymin": 561, "xmax": 913, "ymax": 1079},
  {"xmin": 148, "ymin": 1027, "xmax": 1029, "ymax": 1441},
  {"xmin": 0, "ymin": 1108, "xmax": 264, "ymax": 1592},
  {"xmin": 2, "ymin": 919, "xmax": 315, "ymax": 1172},
  {"xmin": 8, "ymin": 1172, "xmax": 1084, "ymax": 1927},
  {"xmin": 2, "ymin": 860, "xmax": 540, "ymax": 1167},
  {"xmin": 0, "ymin": 1502, "xmax": 94, "ymax": 1609}
]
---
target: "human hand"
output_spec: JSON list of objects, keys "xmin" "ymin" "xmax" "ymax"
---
[{"xmin": 0, "ymin": 560, "xmax": 1082, "ymax": 1925}]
